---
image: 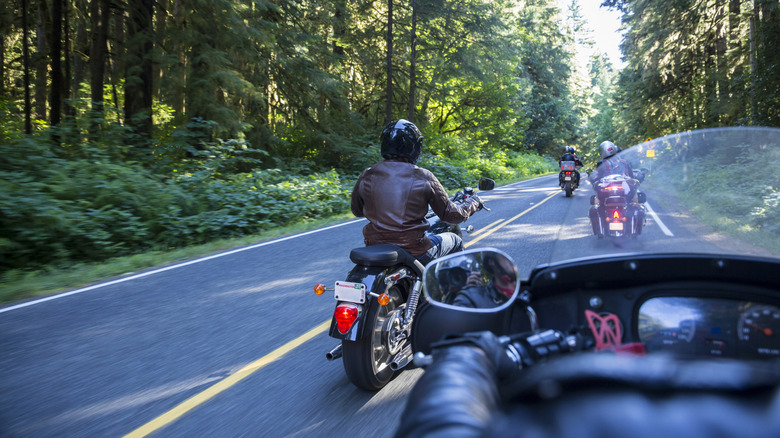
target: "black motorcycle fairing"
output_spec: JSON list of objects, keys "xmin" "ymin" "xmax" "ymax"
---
[
  {"xmin": 397, "ymin": 345, "xmax": 780, "ymax": 438},
  {"xmin": 515, "ymin": 253, "xmax": 780, "ymax": 361},
  {"xmin": 502, "ymin": 351, "xmax": 780, "ymax": 403},
  {"xmin": 410, "ymin": 296, "xmax": 514, "ymax": 355},
  {"xmin": 524, "ymin": 253, "xmax": 780, "ymax": 295}
]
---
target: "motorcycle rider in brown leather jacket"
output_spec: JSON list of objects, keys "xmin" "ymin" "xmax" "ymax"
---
[{"xmin": 350, "ymin": 119, "xmax": 481, "ymax": 265}]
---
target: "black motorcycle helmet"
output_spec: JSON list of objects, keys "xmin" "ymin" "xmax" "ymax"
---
[{"xmin": 380, "ymin": 119, "xmax": 423, "ymax": 164}]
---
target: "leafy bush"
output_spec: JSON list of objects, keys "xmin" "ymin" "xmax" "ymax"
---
[{"xmin": 0, "ymin": 123, "xmax": 552, "ymax": 275}]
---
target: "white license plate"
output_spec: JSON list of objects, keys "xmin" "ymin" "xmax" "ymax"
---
[
  {"xmin": 565, "ymin": 176, "xmax": 572, "ymax": 181},
  {"xmin": 609, "ymin": 222, "xmax": 624, "ymax": 231},
  {"xmin": 335, "ymin": 281, "xmax": 366, "ymax": 304}
]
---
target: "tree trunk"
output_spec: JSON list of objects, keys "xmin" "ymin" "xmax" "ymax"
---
[
  {"xmin": 90, "ymin": 0, "xmax": 108, "ymax": 123},
  {"xmin": 333, "ymin": 0, "xmax": 346, "ymax": 56},
  {"xmin": 124, "ymin": 0, "xmax": 154, "ymax": 140},
  {"xmin": 714, "ymin": 0, "xmax": 727, "ymax": 124},
  {"xmin": 110, "ymin": 5, "xmax": 125, "ymax": 124},
  {"xmin": 172, "ymin": 0, "xmax": 185, "ymax": 125},
  {"xmin": 408, "ymin": 0, "xmax": 416, "ymax": 122},
  {"xmin": 64, "ymin": 0, "xmax": 74, "ymax": 119},
  {"xmin": 35, "ymin": 1, "xmax": 50, "ymax": 121},
  {"xmin": 23, "ymin": 0, "xmax": 33, "ymax": 134},
  {"xmin": 385, "ymin": 0, "xmax": 393, "ymax": 124},
  {"xmin": 749, "ymin": 1, "xmax": 757, "ymax": 122},
  {"xmin": 72, "ymin": 0, "xmax": 89, "ymax": 106},
  {"xmin": 0, "ymin": 24, "xmax": 4, "ymax": 97},
  {"xmin": 50, "ymin": 0, "xmax": 63, "ymax": 131}
]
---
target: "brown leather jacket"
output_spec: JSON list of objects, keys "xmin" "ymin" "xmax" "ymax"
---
[{"xmin": 351, "ymin": 160, "xmax": 479, "ymax": 256}]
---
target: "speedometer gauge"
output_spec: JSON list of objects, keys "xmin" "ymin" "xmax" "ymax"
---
[{"xmin": 738, "ymin": 305, "xmax": 780, "ymax": 357}]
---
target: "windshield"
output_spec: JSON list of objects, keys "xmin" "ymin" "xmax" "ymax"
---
[{"xmin": 546, "ymin": 127, "xmax": 780, "ymax": 266}]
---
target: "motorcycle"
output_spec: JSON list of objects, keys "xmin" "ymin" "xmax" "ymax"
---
[
  {"xmin": 558, "ymin": 160, "xmax": 579, "ymax": 197},
  {"xmin": 398, "ymin": 127, "xmax": 780, "ymax": 437},
  {"xmin": 588, "ymin": 172, "xmax": 646, "ymax": 240},
  {"xmin": 314, "ymin": 177, "xmax": 495, "ymax": 391}
]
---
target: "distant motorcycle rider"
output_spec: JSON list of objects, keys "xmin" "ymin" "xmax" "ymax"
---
[
  {"xmin": 558, "ymin": 146, "xmax": 582, "ymax": 167},
  {"xmin": 593, "ymin": 140, "xmax": 641, "ymax": 204},
  {"xmin": 559, "ymin": 146, "xmax": 583, "ymax": 187},
  {"xmin": 596, "ymin": 141, "xmax": 633, "ymax": 180},
  {"xmin": 351, "ymin": 119, "xmax": 481, "ymax": 265}
]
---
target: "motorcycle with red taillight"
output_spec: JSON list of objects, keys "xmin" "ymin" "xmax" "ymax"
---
[
  {"xmin": 588, "ymin": 173, "xmax": 647, "ymax": 241},
  {"xmin": 314, "ymin": 178, "xmax": 495, "ymax": 391},
  {"xmin": 559, "ymin": 160, "xmax": 580, "ymax": 197}
]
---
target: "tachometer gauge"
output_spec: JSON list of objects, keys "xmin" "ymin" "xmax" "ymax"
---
[{"xmin": 738, "ymin": 305, "xmax": 780, "ymax": 357}]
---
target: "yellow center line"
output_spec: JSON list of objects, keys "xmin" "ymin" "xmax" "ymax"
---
[
  {"xmin": 466, "ymin": 191, "xmax": 558, "ymax": 248},
  {"xmin": 125, "ymin": 190, "xmax": 558, "ymax": 436},
  {"xmin": 124, "ymin": 320, "xmax": 331, "ymax": 438},
  {"xmin": 468, "ymin": 218, "xmax": 506, "ymax": 238}
]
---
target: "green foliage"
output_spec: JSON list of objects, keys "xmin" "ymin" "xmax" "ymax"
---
[
  {"xmin": 611, "ymin": 0, "xmax": 780, "ymax": 141},
  {"xmin": 651, "ymin": 142, "xmax": 780, "ymax": 250},
  {"xmin": 0, "ymin": 122, "xmax": 553, "ymax": 275},
  {"xmin": 0, "ymin": 0, "xmax": 583, "ymax": 282}
]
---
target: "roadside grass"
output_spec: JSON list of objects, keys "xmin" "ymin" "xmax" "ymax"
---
[
  {"xmin": 643, "ymin": 170, "xmax": 780, "ymax": 258},
  {"xmin": 0, "ymin": 212, "xmax": 355, "ymax": 306},
  {"xmin": 676, "ymin": 191, "xmax": 780, "ymax": 256}
]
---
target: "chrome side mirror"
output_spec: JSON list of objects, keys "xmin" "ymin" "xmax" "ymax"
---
[{"xmin": 423, "ymin": 248, "xmax": 519, "ymax": 312}]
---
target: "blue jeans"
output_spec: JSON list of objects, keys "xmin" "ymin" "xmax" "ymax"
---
[{"xmin": 416, "ymin": 232, "xmax": 463, "ymax": 266}]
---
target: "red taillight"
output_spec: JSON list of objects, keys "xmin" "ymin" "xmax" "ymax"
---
[
  {"xmin": 565, "ymin": 171, "xmax": 571, "ymax": 175},
  {"xmin": 612, "ymin": 210, "xmax": 621, "ymax": 219},
  {"xmin": 335, "ymin": 304, "xmax": 358, "ymax": 334}
]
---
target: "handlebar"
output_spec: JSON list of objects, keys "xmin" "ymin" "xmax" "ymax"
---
[
  {"xmin": 500, "ymin": 329, "xmax": 581, "ymax": 370},
  {"xmin": 414, "ymin": 329, "xmax": 581, "ymax": 370}
]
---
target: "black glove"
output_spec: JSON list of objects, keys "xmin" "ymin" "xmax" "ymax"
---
[
  {"xmin": 431, "ymin": 331, "xmax": 518, "ymax": 380},
  {"xmin": 465, "ymin": 193, "xmax": 484, "ymax": 210}
]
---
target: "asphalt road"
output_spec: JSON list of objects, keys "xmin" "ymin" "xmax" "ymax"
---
[{"xmin": 0, "ymin": 175, "xmax": 729, "ymax": 437}]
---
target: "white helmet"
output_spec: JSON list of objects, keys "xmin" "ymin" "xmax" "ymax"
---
[{"xmin": 599, "ymin": 141, "xmax": 618, "ymax": 160}]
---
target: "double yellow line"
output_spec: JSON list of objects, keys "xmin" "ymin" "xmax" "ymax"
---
[
  {"xmin": 125, "ymin": 190, "xmax": 558, "ymax": 437},
  {"xmin": 465, "ymin": 191, "xmax": 558, "ymax": 248}
]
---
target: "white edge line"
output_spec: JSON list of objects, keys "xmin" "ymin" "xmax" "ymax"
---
[
  {"xmin": 644, "ymin": 202, "xmax": 674, "ymax": 237},
  {"xmin": 0, "ymin": 219, "xmax": 365, "ymax": 314}
]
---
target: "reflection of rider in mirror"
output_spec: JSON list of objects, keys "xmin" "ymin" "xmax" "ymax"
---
[
  {"xmin": 451, "ymin": 253, "xmax": 517, "ymax": 308},
  {"xmin": 435, "ymin": 256, "xmax": 481, "ymax": 303}
]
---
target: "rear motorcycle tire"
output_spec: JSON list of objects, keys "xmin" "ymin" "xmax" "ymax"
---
[
  {"xmin": 564, "ymin": 182, "xmax": 573, "ymax": 197},
  {"xmin": 342, "ymin": 286, "xmax": 405, "ymax": 391}
]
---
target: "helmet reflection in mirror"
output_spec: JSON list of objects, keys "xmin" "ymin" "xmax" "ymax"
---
[
  {"xmin": 423, "ymin": 249, "xmax": 519, "ymax": 309},
  {"xmin": 431, "ymin": 255, "xmax": 480, "ymax": 303},
  {"xmin": 380, "ymin": 119, "xmax": 423, "ymax": 164}
]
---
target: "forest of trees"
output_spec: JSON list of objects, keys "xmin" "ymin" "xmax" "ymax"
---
[
  {"xmin": 608, "ymin": 0, "xmax": 780, "ymax": 143},
  {"xmin": 0, "ymin": 0, "xmax": 778, "ymax": 275}
]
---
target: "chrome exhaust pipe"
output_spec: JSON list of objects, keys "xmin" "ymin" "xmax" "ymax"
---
[
  {"xmin": 326, "ymin": 343, "xmax": 343, "ymax": 361},
  {"xmin": 390, "ymin": 345, "xmax": 413, "ymax": 371}
]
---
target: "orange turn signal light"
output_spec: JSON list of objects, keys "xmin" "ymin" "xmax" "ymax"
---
[
  {"xmin": 377, "ymin": 293, "xmax": 390, "ymax": 306},
  {"xmin": 314, "ymin": 284, "xmax": 326, "ymax": 295}
]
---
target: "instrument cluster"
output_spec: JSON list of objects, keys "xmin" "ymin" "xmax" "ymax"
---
[{"xmin": 637, "ymin": 297, "xmax": 780, "ymax": 359}]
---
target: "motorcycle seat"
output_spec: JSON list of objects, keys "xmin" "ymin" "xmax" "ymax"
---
[{"xmin": 350, "ymin": 244, "xmax": 423, "ymax": 276}]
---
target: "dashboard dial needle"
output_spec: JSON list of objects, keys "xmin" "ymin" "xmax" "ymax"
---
[{"xmin": 747, "ymin": 322, "xmax": 773, "ymax": 337}]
